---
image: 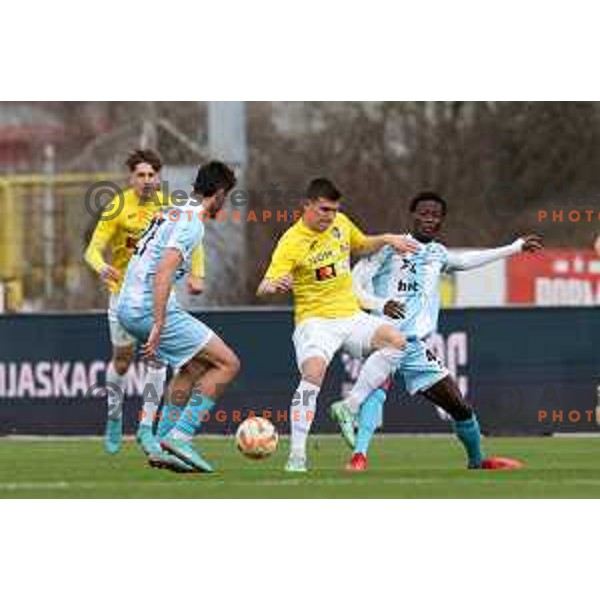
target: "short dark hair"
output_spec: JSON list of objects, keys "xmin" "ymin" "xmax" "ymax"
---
[
  {"xmin": 126, "ymin": 148, "xmax": 162, "ymax": 172},
  {"xmin": 193, "ymin": 161, "xmax": 237, "ymax": 196},
  {"xmin": 409, "ymin": 191, "xmax": 447, "ymax": 215},
  {"xmin": 306, "ymin": 178, "xmax": 342, "ymax": 202}
]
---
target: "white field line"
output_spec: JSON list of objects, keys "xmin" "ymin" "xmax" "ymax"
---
[{"xmin": 2, "ymin": 477, "xmax": 600, "ymax": 493}]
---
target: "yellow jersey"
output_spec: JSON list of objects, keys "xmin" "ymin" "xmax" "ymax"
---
[
  {"xmin": 84, "ymin": 188, "xmax": 204, "ymax": 294},
  {"xmin": 265, "ymin": 212, "xmax": 368, "ymax": 324}
]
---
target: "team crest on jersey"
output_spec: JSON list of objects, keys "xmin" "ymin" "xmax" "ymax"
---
[
  {"xmin": 331, "ymin": 226, "xmax": 341, "ymax": 240},
  {"xmin": 315, "ymin": 263, "xmax": 337, "ymax": 281}
]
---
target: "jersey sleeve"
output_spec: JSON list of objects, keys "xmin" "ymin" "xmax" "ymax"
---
[
  {"xmin": 84, "ymin": 214, "xmax": 118, "ymax": 273},
  {"xmin": 264, "ymin": 233, "xmax": 297, "ymax": 280},
  {"xmin": 445, "ymin": 239, "xmax": 524, "ymax": 272},
  {"xmin": 165, "ymin": 221, "xmax": 203, "ymax": 262},
  {"xmin": 352, "ymin": 248, "xmax": 389, "ymax": 313},
  {"xmin": 190, "ymin": 244, "xmax": 205, "ymax": 278}
]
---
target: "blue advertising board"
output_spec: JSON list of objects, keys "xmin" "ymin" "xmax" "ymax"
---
[{"xmin": 0, "ymin": 308, "xmax": 598, "ymax": 435}]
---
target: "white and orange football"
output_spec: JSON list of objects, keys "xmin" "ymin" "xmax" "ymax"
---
[{"xmin": 236, "ymin": 417, "xmax": 279, "ymax": 460}]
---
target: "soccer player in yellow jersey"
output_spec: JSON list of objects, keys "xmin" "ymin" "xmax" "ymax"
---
[
  {"xmin": 84, "ymin": 148, "xmax": 205, "ymax": 456},
  {"xmin": 257, "ymin": 178, "xmax": 418, "ymax": 472}
]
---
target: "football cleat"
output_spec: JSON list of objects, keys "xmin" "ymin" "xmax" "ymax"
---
[
  {"xmin": 148, "ymin": 451, "xmax": 194, "ymax": 473},
  {"xmin": 284, "ymin": 454, "xmax": 307, "ymax": 473},
  {"xmin": 160, "ymin": 437, "xmax": 214, "ymax": 473},
  {"xmin": 478, "ymin": 456, "xmax": 524, "ymax": 470},
  {"xmin": 136, "ymin": 424, "xmax": 162, "ymax": 459},
  {"xmin": 329, "ymin": 401, "xmax": 357, "ymax": 449},
  {"xmin": 346, "ymin": 453, "xmax": 368, "ymax": 471}
]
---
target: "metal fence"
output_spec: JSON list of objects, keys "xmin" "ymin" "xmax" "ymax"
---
[{"xmin": 0, "ymin": 172, "xmax": 124, "ymax": 311}]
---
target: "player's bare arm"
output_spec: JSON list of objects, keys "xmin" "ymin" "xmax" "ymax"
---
[
  {"xmin": 257, "ymin": 274, "xmax": 294, "ymax": 296},
  {"xmin": 144, "ymin": 248, "xmax": 182, "ymax": 358},
  {"xmin": 357, "ymin": 233, "xmax": 419, "ymax": 256}
]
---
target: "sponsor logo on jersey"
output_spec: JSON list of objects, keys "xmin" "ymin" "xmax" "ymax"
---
[
  {"xmin": 398, "ymin": 280, "xmax": 419, "ymax": 292},
  {"xmin": 315, "ymin": 263, "xmax": 337, "ymax": 281},
  {"xmin": 308, "ymin": 249, "xmax": 334, "ymax": 265}
]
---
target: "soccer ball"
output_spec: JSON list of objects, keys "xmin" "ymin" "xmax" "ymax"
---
[{"xmin": 236, "ymin": 417, "xmax": 279, "ymax": 459}]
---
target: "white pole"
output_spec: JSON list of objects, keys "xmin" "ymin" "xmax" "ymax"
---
[
  {"xmin": 203, "ymin": 102, "xmax": 248, "ymax": 305},
  {"xmin": 43, "ymin": 143, "xmax": 55, "ymax": 299}
]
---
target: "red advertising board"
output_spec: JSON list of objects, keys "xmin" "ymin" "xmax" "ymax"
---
[{"xmin": 507, "ymin": 250, "xmax": 600, "ymax": 305}]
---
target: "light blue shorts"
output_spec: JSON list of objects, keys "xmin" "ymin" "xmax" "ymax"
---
[
  {"xmin": 395, "ymin": 339, "xmax": 449, "ymax": 396},
  {"xmin": 117, "ymin": 304, "xmax": 214, "ymax": 369}
]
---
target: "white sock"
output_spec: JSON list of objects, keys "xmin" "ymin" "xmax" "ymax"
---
[
  {"xmin": 345, "ymin": 346, "xmax": 403, "ymax": 413},
  {"xmin": 290, "ymin": 380, "xmax": 320, "ymax": 457},
  {"xmin": 139, "ymin": 364, "xmax": 167, "ymax": 427},
  {"xmin": 106, "ymin": 363, "xmax": 126, "ymax": 420}
]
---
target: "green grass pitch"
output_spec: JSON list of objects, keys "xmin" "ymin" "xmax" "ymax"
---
[{"xmin": 0, "ymin": 435, "xmax": 599, "ymax": 498}]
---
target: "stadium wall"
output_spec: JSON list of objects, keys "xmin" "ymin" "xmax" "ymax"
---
[{"xmin": 0, "ymin": 308, "xmax": 598, "ymax": 436}]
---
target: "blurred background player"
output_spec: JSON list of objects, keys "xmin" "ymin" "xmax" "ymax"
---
[
  {"xmin": 346, "ymin": 191, "xmax": 544, "ymax": 470},
  {"xmin": 257, "ymin": 178, "xmax": 418, "ymax": 472},
  {"xmin": 117, "ymin": 160, "xmax": 239, "ymax": 472},
  {"xmin": 84, "ymin": 148, "xmax": 205, "ymax": 456}
]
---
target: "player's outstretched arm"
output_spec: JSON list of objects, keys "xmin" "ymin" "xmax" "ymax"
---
[
  {"xmin": 446, "ymin": 234, "xmax": 543, "ymax": 272},
  {"xmin": 357, "ymin": 233, "xmax": 419, "ymax": 256}
]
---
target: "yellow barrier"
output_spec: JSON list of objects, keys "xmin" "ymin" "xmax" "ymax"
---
[{"xmin": 0, "ymin": 173, "xmax": 124, "ymax": 310}]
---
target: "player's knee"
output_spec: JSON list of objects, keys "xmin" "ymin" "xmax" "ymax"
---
[
  {"xmin": 373, "ymin": 325, "xmax": 406, "ymax": 351},
  {"xmin": 300, "ymin": 358, "xmax": 327, "ymax": 386},
  {"xmin": 112, "ymin": 352, "xmax": 133, "ymax": 376},
  {"xmin": 451, "ymin": 403, "xmax": 473, "ymax": 422},
  {"xmin": 225, "ymin": 352, "xmax": 241, "ymax": 378},
  {"xmin": 389, "ymin": 331, "xmax": 406, "ymax": 350}
]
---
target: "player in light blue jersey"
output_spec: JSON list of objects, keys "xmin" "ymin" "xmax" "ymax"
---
[
  {"xmin": 330, "ymin": 191, "xmax": 543, "ymax": 471},
  {"xmin": 117, "ymin": 161, "xmax": 239, "ymax": 473}
]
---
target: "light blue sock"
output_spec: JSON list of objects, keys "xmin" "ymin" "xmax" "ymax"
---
[
  {"xmin": 355, "ymin": 388, "xmax": 387, "ymax": 455},
  {"xmin": 172, "ymin": 392, "xmax": 216, "ymax": 439},
  {"xmin": 453, "ymin": 414, "xmax": 484, "ymax": 468},
  {"xmin": 157, "ymin": 404, "xmax": 182, "ymax": 439}
]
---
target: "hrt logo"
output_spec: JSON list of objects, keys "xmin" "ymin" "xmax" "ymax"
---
[{"xmin": 398, "ymin": 280, "xmax": 419, "ymax": 292}]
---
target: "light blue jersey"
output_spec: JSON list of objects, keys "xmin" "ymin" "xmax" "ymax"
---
[
  {"xmin": 119, "ymin": 209, "xmax": 205, "ymax": 314},
  {"xmin": 353, "ymin": 235, "xmax": 524, "ymax": 394},
  {"xmin": 117, "ymin": 207, "xmax": 214, "ymax": 368},
  {"xmin": 353, "ymin": 235, "xmax": 449, "ymax": 340}
]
